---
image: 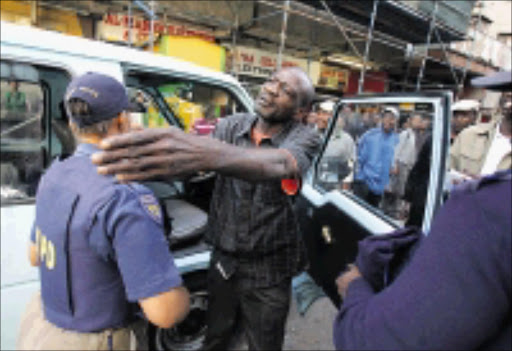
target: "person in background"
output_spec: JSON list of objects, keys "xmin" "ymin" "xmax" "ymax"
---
[
  {"xmin": 315, "ymin": 100, "xmax": 335, "ymax": 133},
  {"xmin": 16, "ymin": 73, "xmax": 190, "ymax": 351},
  {"xmin": 353, "ymin": 107, "xmax": 399, "ymax": 207},
  {"xmin": 332, "ymin": 70, "xmax": 511, "ymax": 350},
  {"xmin": 91, "ymin": 67, "xmax": 321, "ymax": 351},
  {"xmin": 383, "ymin": 112, "xmax": 426, "ymax": 219},
  {"xmin": 450, "ymin": 74, "xmax": 511, "ymax": 178},
  {"xmin": 342, "ymin": 104, "xmax": 364, "ymax": 140},
  {"xmin": 320, "ymin": 113, "xmax": 356, "ymax": 191},
  {"xmin": 4, "ymin": 80, "xmax": 27, "ymax": 112},
  {"xmin": 450, "ymin": 99, "xmax": 480, "ymax": 143}
]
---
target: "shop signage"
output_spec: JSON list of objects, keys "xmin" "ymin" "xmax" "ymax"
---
[
  {"xmin": 317, "ymin": 64, "xmax": 349, "ymax": 92},
  {"xmin": 96, "ymin": 13, "xmax": 215, "ymax": 44},
  {"xmin": 232, "ymin": 46, "xmax": 309, "ymax": 78}
]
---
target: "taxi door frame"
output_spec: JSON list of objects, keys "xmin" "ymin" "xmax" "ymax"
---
[{"xmin": 297, "ymin": 92, "xmax": 452, "ymax": 306}]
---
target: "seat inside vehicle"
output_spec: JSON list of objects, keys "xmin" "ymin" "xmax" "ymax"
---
[{"xmin": 163, "ymin": 198, "xmax": 208, "ymax": 246}]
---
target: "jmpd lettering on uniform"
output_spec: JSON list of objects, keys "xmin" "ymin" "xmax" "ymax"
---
[{"xmin": 36, "ymin": 226, "xmax": 56, "ymax": 270}]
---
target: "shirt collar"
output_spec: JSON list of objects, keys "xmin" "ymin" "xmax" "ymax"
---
[
  {"xmin": 235, "ymin": 114, "xmax": 297, "ymax": 146},
  {"xmin": 74, "ymin": 142, "xmax": 101, "ymax": 157}
]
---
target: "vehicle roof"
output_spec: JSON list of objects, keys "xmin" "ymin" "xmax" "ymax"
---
[{"xmin": 0, "ymin": 21, "xmax": 240, "ymax": 87}]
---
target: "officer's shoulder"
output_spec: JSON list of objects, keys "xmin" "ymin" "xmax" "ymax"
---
[
  {"xmin": 116, "ymin": 182, "xmax": 156, "ymax": 198},
  {"xmin": 452, "ymin": 170, "xmax": 511, "ymax": 196}
]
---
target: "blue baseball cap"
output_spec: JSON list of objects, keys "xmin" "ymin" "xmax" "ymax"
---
[{"xmin": 64, "ymin": 72, "xmax": 129, "ymax": 127}]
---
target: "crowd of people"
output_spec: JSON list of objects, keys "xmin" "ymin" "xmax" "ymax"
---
[
  {"xmin": 309, "ymin": 86, "xmax": 511, "ymax": 227},
  {"xmin": 15, "ymin": 66, "xmax": 511, "ymax": 351}
]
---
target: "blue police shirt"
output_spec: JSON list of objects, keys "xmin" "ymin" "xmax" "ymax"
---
[
  {"xmin": 334, "ymin": 170, "xmax": 512, "ymax": 350},
  {"xmin": 30, "ymin": 143, "xmax": 182, "ymax": 332},
  {"xmin": 355, "ymin": 127, "xmax": 399, "ymax": 195}
]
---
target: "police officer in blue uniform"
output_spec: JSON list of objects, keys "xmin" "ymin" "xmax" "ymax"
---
[
  {"xmin": 333, "ymin": 71, "xmax": 511, "ymax": 350},
  {"xmin": 16, "ymin": 72, "xmax": 190, "ymax": 351}
]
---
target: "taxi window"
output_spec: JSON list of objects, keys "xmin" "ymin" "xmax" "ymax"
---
[
  {"xmin": 313, "ymin": 102, "xmax": 434, "ymax": 227},
  {"xmin": 127, "ymin": 88, "xmax": 170, "ymax": 129},
  {"xmin": 125, "ymin": 70, "xmax": 247, "ymax": 135},
  {"xmin": 1, "ymin": 79, "xmax": 45, "ymax": 202}
]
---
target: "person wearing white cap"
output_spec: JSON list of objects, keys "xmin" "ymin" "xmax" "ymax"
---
[
  {"xmin": 315, "ymin": 100, "xmax": 336, "ymax": 133},
  {"xmin": 320, "ymin": 107, "xmax": 356, "ymax": 190},
  {"xmin": 450, "ymin": 72, "xmax": 511, "ymax": 177},
  {"xmin": 451, "ymin": 99, "xmax": 480, "ymax": 142}
]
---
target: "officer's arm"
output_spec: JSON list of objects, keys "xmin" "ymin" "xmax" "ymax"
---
[
  {"xmin": 139, "ymin": 286, "xmax": 190, "ymax": 329},
  {"xmin": 28, "ymin": 243, "xmax": 39, "ymax": 267}
]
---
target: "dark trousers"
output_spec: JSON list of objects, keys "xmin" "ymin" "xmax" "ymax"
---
[
  {"xmin": 353, "ymin": 180, "xmax": 382, "ymax": 207},
  {"xmin": 202, "ymin": 259, "xmax": 291, "ymax": 351}
]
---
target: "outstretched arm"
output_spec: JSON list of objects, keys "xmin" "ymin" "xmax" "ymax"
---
[{"xmin": 92, "ymin": 126, "xmax": 319, "ymax": 182}]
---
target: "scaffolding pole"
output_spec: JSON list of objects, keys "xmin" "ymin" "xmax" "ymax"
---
[
  {"xmin": 433, "ymin": 27, "xmax": 459, "ymax": 88},
  {"xmin": 276, "ymin": 0, "xmax": 290, "ymax": 71},
  {"xmin": 231, "ymin": 1, "xmax": 240, "ymax": 79},
  {"xmin": 358, "ymin": 0, "xmax": 379, "ymax": 94},
  {"xmin": 128, "ymin": 1, "xmax": 132, "ymax": 47},
  {"xmin": 416, "ymin": 0, "xmax": 438, "ymax": 91},
  {"xmin": 149, "ymin": 1, "xmax": 155, "ymax": 51},
  {"xmin": 320, "ymin": 0, "xmax": 363, "ymax": 60},
  {"xmin": 459, "ymin": 0, "xmax": 483, "ymax": 96}
]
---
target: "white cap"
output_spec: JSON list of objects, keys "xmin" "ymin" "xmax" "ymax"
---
[
  {"xmin": 319, "ymin": 100, "xmax": 335, "ymax": 113},
  {"xmin": 452, "ymin": 99, "xmax": 480, "ymax": 112},
  {"xmin": 383, "ymin": 106, "xmax": 399, "ymax": 118}
]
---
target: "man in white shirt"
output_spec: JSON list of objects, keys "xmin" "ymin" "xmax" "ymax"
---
[{"xmin": 450, "ymin": 80, "xmax": 511, "ymax": 178}]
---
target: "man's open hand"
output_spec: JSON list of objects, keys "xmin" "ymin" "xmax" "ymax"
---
[{"xmin": 91, "ymin": 127, "xmax": 215, "ymax": 182}]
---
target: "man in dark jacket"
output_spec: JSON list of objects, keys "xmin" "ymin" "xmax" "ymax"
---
[{"xmin": 91, "ymin": 67, "xmax": 321, "ymax": 350}]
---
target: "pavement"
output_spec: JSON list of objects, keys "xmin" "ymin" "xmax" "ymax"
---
[{"xmin": 228, "ymin": 296, "xmax": 338, "ymax": 350}]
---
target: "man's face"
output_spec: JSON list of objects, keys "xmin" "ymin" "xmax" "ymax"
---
[
  {"xmin": 9, "ymin": 81, "xmax": 18, "ymax": 91},
  {"xmin": 409, "ymin": 115, "xmax": 423, "ymax": 131},
  {"xmin": 381, "ymin": 112, "xmax": 397, "ymax": 133},
  {"xmin": 316, "ymin": 111, "xmax": 330, "ymax": 131},
  {"xmin": 452, "ymin": 110, "xmax": 475, "ymax": 135},
  {"xmin": 255, "ymin": 69, "xmax": 302, "ymax": 123}
]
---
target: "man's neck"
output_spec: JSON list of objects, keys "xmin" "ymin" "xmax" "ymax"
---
[
  {"xmin": 254, "ymin": 116, "xmax": 287, "ymax": 136},
  {"xmin": 79, "ymin": 135, "xmax": 102, "ymax": 145}
]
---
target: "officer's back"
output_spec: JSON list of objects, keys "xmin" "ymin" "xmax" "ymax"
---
[{"xmin": 17, "ymin": 72, "xmax": 190, "ymax": 351}]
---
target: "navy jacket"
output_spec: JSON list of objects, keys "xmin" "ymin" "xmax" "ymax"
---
[{"xmin": 334, "ymin": 170, "xmax": 511, "ymax": 350}]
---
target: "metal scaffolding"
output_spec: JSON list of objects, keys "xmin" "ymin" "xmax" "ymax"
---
[{"xmin": 33, "ymin": 0, "xmax": 487, "ymax": 93}]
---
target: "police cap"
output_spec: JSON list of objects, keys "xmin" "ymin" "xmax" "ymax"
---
[{"xmin": 64, "ymin": 72, "xmax": 129, "ymax": 127}]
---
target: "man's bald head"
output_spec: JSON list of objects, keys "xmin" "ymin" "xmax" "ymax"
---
[{"xmin": 281, "ymin": 67, "xmax": 315, "ymax": 111}]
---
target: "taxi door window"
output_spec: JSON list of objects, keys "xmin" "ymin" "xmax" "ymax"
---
[
  {"xmin": 1, "ymin": 79, "xmax": 45, "ymax": 202},
  {"xmin": 1, "ymin": 63, "xmax": 71, "ymax": 204},
  {"xmin": 125, "ymin": 70, "xmax": 247, "ymax": 135},
  {"xmin": 127, "ymin": 88, "xmax": 170, "ymax": 129},
  {"xmin": 314, "ymin": 102, "xmax": 434, "ymax": 227}
]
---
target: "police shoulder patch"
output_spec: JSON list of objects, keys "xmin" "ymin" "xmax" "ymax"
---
[{"xmin": 139, "ymin": 194, "xmax": 162, "ymax": 223}]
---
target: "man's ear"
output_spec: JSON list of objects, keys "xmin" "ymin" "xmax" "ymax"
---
[
  {"xmin": 294, "ymin": 108, "xmax": 310, "ymax": 123},
  {"xmin": 115, "ymin": 112, "xmax": 132, "ymax": 132}
]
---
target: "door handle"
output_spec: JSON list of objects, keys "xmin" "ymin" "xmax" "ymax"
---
[{"xmin": 321, "ymin": 225, "xmax": 333, "ymax": 244}]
